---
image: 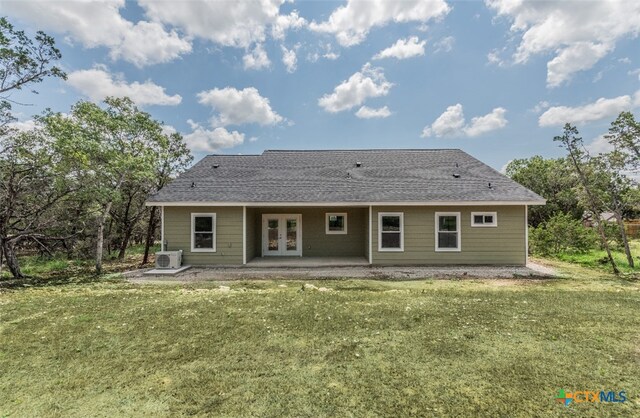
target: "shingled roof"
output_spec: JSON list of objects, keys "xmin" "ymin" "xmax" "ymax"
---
[{"xmin": 147, "ymin": 149, "xmax": 545, "ymax": 204}]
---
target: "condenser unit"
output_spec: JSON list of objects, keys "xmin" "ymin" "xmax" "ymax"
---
[{"xmin": 155, "ymin": 250, "xmax": 182, "ymax": 269}]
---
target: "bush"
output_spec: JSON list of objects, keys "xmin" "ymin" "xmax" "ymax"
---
[{"xmin": 529, "ymin": 213, "xmax": 598, "ymax": 256}]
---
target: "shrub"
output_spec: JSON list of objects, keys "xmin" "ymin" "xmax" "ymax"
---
[{"xmin": 529, "ymin": 213, "xmax": 598, "ymax": 256}]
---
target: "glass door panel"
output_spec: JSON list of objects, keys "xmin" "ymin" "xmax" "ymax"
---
[{"xmin": 286, "ymin": 219, "xmax": 297, "ymax": 251}]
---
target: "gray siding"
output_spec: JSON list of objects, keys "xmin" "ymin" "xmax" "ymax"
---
[
  {"xmin": 371, "ymin": 206, "xmax": 526, "ymax": 266},
  {"xmin": 163, "ymin": 206, "xmax": 243, "ymax": 265}
]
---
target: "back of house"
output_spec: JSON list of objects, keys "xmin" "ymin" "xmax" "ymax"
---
[{"xmin": 146, "ymin": 149, "xmax": 545, "ymax": 266}]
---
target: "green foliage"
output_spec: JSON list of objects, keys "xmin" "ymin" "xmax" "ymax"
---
[
  {"xmin": 529, "ymin": 213, "xmax": 598, "ymax": 256},
  {"xmin": 505, "ymin": 156, "xmax": 583, "ymax": 226}
]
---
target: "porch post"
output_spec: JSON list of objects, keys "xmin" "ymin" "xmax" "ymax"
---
[
  {"xmin": 242, "ymin": 206, "xmax": 247, "ymax": 265},
  {"xmin": 161, "ymin": 205, "xmax": 165, "ymax": 251},
  {"xmin": 368, "ymin": 205, "xmax": 373, "ymax": 265},
  {"xmin": 524, "ymin": 205, "xmax": 528, "ymax": 265}
]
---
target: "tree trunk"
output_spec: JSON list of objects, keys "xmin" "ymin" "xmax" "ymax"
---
[
  {"xmin": 117, "ymin": 227, "xmax": 132, "ymax": 260},
  {"xmin": 142, "ymin": 206, "xmax": 158, "ymax": 265},
  {"xmin": 594, "ymin": 220, "xmax": 619, "ymax": 274},
  {"xmin": 613, "ymin": 210, "xmax": 634, "ymax": 267},
  {"xmin": 562, "ymin": 138, "xmax": 619, "ymax": 275},
  {"xmin": 95, "ymin": 202, "xmax": 113, "ymax": 275},
  {"xmin": 1, "ymin": 238, "xmax": 24, "ymax": 279}
]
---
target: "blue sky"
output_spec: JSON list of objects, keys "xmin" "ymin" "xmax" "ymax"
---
[{"xmin": 4, "ymin": 0, "xmax": 640, "ymax": 171}]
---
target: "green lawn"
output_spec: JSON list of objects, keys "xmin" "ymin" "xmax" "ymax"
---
[
  {"xmin": 1, "ymin": 266, "xmax": 639, "ymax": 417},
  {"xmin": 554, "ymin": 240, "xmax": 640, "ymax": 276}
]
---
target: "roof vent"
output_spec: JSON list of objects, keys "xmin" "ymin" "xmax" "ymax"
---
[
  {"xmin": 488, "ymin": 182, "xmax": 493, "ymax": 189},
  {"xmin": 452, "ymin": 173, "xmax": 460, "ymax": 178},
  {"xmin": 212, "ymin": 163, "xmax": 220, "ymax": 169},
  {"xmin": 355, "ymin": 161, "xmax": 362, "ymax": 167},
  {"xmin": 191, "ymin": 182, "xmax": 196, "ymax": 188},
  {"xmin": 346, "ymin": 171, "xmax": 351, "ymax": 179}
]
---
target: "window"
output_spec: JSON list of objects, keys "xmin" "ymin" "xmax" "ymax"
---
[
  {"xmin": 191, "ymin": 213, "xmax": 216, "ymax": 252},
  {"xmin": 435, "ymin": 212, "xmax": 460, "ymax": 252},
  {"xmin": 471, "ymin": 212, "xmax": 497, "ymax": 227},
  {"xmin": 326, "ymin": 213, "xmax": 347, "ymax": 234},
  {"xmin": 378, "ymin": 212, "xmax": 404, "ymax": 251}
]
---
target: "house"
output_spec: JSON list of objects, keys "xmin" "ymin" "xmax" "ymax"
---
[{"xmin": 146, "ymin": 149, "xmax": 545, "ymax": 266}]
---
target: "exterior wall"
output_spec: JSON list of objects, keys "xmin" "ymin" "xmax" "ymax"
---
[
  {"xmin": 250, "ymin": 207, "xmax": 367, "ymax": 258},
  {"xmin": 245, "ymin": 207, "xmax": 257, "ymax": 261},
  {"xmin": 371, "ymin": 206, "xmax": 526, "ymax": 266},
  {"xmin": 163, "ymin": 204, "xmax": 526, "ymax": 266},
  {"xmin": 163, "ymin": 206, "xmax": 243, "ymax": 265}
]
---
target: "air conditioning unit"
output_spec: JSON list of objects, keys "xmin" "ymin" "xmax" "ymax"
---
[{"xmin": 155, "ymin": 250, "xmax": 182, "ymax": 269}]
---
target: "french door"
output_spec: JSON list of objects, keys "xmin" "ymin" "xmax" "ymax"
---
[{"xmin": 262, "ymin": 214, "xmax": 302, "ymax": 256}]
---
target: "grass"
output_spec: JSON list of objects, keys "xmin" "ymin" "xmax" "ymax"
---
[
  {"xmin": 0, "ymin": 244, "xmax": 160, "ymax": 286},
  {"xmin": 553, "ymin": 240, "xmax": 640, "ymax": 276},
  {"xmin": 1, "ymin": 264, "xmax": 639, "ymax": 417}
]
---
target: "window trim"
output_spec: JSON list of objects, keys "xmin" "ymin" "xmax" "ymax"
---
[
  {"xmin": 378, "ymin": 212, "xmax": 404, "ymax": 252},
  {"xmin": 325, "ymin": 212, "xmax": 348, "ymax": 234},
  {"xmin": 471, "ymin": 211, "xmax": 497, "ymax": 227},
  {"xmin": 435, "ymin": 212, "xmax": 461, "ymax": 252},
  {"xmin": 191, "ymin": 213, "xmax": 216, "ymax": 252}
]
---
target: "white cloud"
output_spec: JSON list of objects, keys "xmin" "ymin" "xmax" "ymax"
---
[
  {"xmin": 355, "ymin": 106, "xmax": 392, "ymax": 119},
  {"xmin": 546, "ymin": 42, "xmax": 612, "ymax": 87},
  {"xmin": 8, "ymin": 119, "xmax": 38, "ymax": 132},
  {"xmin": 373, "ymin": 36, "xmax": 426, "ymax": 60},
  {"xmin": 422, "ymin": 104, "xmax": 465, "ymax": 137},
  {"xmin": 309, "ymin": 0, "xmax": 450, "ymax": 47},
  {"xmin": 3, "ymin": 0, "xmax": 191, "ymax": 67},
  {"xmin": 318, "ymin": 63, "xmax": 393, "ymax": 113},
  {"xmin": 433, "ymin": 36, "xmax": 455, "ymax": 53},
  {"xmin": 487, "ymin": 0, "xmax": 640, "ymax": 87},
  {"xmin": 629, "ymin": 68, "xmax": 640, "ymax": 80},
  {"xmin": 530, "ymin": 100, "xmax": 550, "ymax": 113},
  {"xmin": 67, "ymin": 68, "xmax": 182, "ymax": 106},
  {"xmin": 139, "ymin": 0, "xmax": 286, "ymax": 48},
  {"xmin": 243, "ymin": 44, "xmax": 271, "ymax": 70},
  {"xmin": 197, "ymin": 87, "xmax": 283, "ymax": 126},
  {"xmin": 281, "ymin": 44, "xmax": 299, "ymax": 73},
  {"xmin": 271, "ymin": 10, "xmax": 307, "ymax": 40},
  {"xmin": 184, "ymin": 120, "xmax": 245, "ymax": 153},
  {"xmin": 421, "ymin": 104, "xmax": 508, "ymax": 138},
  {"xmin": 464, "ymin": 107, "xmax": 508, "ymax": 137},
  {"xmin": 538, "ymin": 91, "xmax": 640, "ymax": 127},
  {"xmin": 585, "ymin": 134, "xmax": 614, "ymax": 155}
]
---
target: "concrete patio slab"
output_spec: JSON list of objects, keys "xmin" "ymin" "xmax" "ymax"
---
[
  {"xmin": 143, "ymin": 265, "xmax": 192, "ymax": 276},
  {"xmin": 126, "ymin": 261, "xmax": 557, "ymax": 283}
]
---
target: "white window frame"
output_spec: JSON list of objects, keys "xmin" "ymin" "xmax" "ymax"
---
[
  {"xmin": 191, "ymin": 213, "xmax": 216, "ymax": 252},
  {"xmin": 435, "ymin": 212, "xmax": 461, "ymax": 252},
  {"xmin": 471, "ymin": 211, "xmax": 497, "ymax": 227},
  {"xmin": 325, "ymin": 212, "xmax": 348, "ymax": 234},
  {"xmin": 378, "ymin": 212, "xmax": 404, "ymax": 252}
]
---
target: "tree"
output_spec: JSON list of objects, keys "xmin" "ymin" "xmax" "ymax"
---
[
  {"xmin": 606, "ymin": 111, "xmax": 640, "ymax": 172},
  {"xmin": 0, "ymin": 17, "xmax": 66, "ymax": 278},
  {"xmin": 142, "ymin": 131, "xmax": 192, "ymax": 264},
  {"xmin": 554, "ymin": 124, "xmax": 619, "ymax": 274},
  {"xmin": 45, "ymin": 97, "xmax": 186, "ymax": 274},
  {"xmin": 0, "ymin": 128, "xmax": 78, "ymax": 278},
  {"xmin": 505, "ymin": 156, "xmax": 583, "ymax": 226}
]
